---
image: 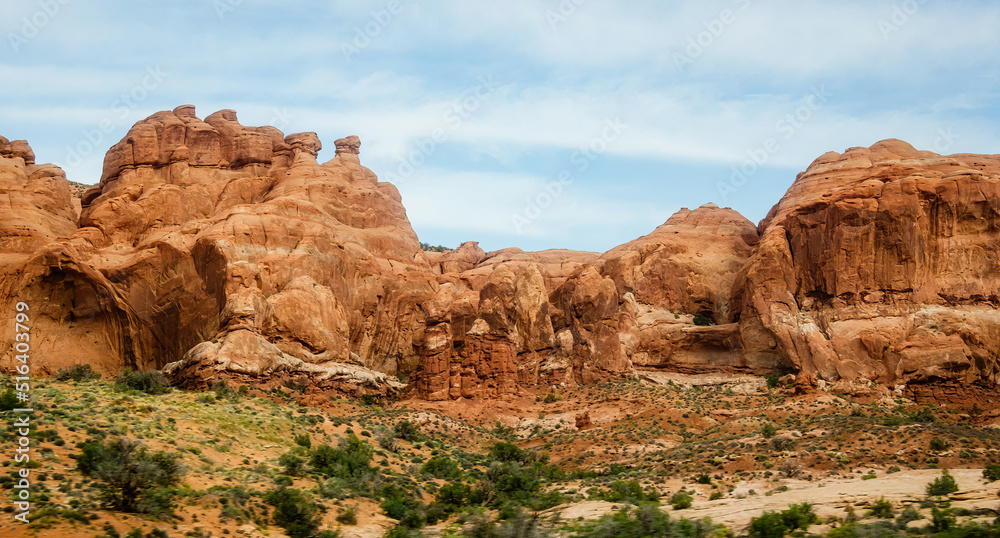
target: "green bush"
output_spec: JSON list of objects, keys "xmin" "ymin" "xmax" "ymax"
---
[
  {"xmin": 669, "ymin": 491, "xmax": 693, "ymax": 510},
  {"xmin": 896, "ymin": 505, "xmax": 922, "ymax": 527},
  {"xmin": 279, "ymin": 452, "xmax": 306, "ymax": 477},
  {"xmin": 983, "ymin": 463, "xmax": 1000, "ymax": 482},
  {"xmin": 310, "ymin": 434, "xmax": 374, "ymax": 480},
  {"xmin": 930, "ymin": 505, "xmax": 956, "ymax": 533},
  {"xmin": 435, "ymin": 482, "xmax": 474, "ymax": 509},
  {"xmin": 764, "ymin": 373, "xmax": 781, "ymax": 389},
  {"xmin": 692, "ymin": 314, "xmax": 712, "ymax": 326},
  {"xmin": 748, "ymin": 511, "xmax": 787, "ymax": 538},
  {"xmin": 926, "ymin": 469, "xmax": 959, "ymax": 497},
  {"xmin": 761, "ymin": 423, "xmax": 777, "ymax": 438},
  {"xmin": 55, "ymin": 363, "xmax": 102, "ymax": 382},
  {"xmin": 421, "ymin": 455, "xmax": 461, "ymax": 480},
  {"xmin": 380, "ymin": 483, "xmax": 426, "ymax": 529},
  {"xmin": 0, "ymin": 387, "xmax": 18, "ymax": 411},
  {"xmin": 868, "ymin": 497, "xmax": 894, "ymax": 519},
  {"xmin": 336, "ymin": 505, "xmax": 357, "ymax": 525},
  {"xmin": 571, "ymin": 503, "xmax": 726, "ymax": 538},
  {"xmin": 393, "ymin": 420, "xmax": 421, "ymax": 442},
  {"xmin": 929, "ymin": 437, "xmax": 949, "ymax": 451},
  {"xmin": 294, "ymin": 433, "xmax": 312, "ymax": 448},
  {"xmin": 74, "ymin": 437, "xmax": 183, "ymax": 514},
  {"xmin": 749, "ymin": 503, "xmax": 817, "ymax": 538},
  {"xmin": 910, "ymin": 407, "xmax": 936, "ymax": 423},
  {"xmin": 114, "ymin": 369, "xmax": 172, "ymax": 395},
  {"xmin": 488, "ymin": 442, "xmax": 530, "ymax": 464},
  {"xmin": 588, "ymin": 480, "xmax": 658, "ymax": 504},
  {"xmin": 265, "ymin": 488, "xmax": 322, "ymax": 538}
]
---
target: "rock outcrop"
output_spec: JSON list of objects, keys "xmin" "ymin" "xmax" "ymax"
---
[
  {"xmin": 3, "ymin": 110, "xmax": 999, "ymax": 404},
  {"xmin": 733, "ymin": 139, "xmax": 1000, "ymax": 390},
  {"xmin": 0, "ymin": 106, "xmax": 431, "ymax": 397}
]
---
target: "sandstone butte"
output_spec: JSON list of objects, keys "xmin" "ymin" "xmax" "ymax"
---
[{"xmin": 2, "ymin": 109, "xmax": 999, "ymax": 407}]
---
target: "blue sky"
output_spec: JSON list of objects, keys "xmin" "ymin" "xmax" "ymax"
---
[{"xmin": 3, "ymin": 0, "xmax": 999, "ymax": 253}]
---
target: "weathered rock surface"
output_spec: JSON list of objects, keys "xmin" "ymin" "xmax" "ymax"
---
[
  {"xmin": 733, "ymin": 139, "xmax": 1000, "ymax": 391},
  {"xmin": 0, "ymin": 107, "xmax": 431, "ymax": 397},
  {"xmin": 3, "ymin": 112, "xmax": 999, "ymax": 405}
]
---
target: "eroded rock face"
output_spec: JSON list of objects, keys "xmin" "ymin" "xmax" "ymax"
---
[
  {"xmin": 733, "ymin": 139, "xmax": 1000, "ymax": 388},
  {"xmin": 4, "ymin": 114, "xmax": 998, "ymax": 404},
  {"xmin": 409, "ymin": 204, "xmax": 762, "ymax": 398},
  {"xmin": 0, "ymin": 107, "xmax": 430, "ymax": 397}
]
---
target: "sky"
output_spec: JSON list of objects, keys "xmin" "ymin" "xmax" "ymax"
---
[{"xmin": 2, "ymin": 0, "xmax": 999, "ymax": 253}]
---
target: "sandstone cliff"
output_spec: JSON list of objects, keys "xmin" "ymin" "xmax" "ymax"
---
[
  {"xmin": 3, "ymin": 111, "xmax": 999, "ymax": 404},
  {"xmin": 733, "ymin": 139, "xmax": 1000, "ymax": 394}
]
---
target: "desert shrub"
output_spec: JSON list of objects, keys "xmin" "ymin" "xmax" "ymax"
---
[
  {"xmin": 827, "ymin": 521, "xmax": 900, "ymax": 537},
  {"xmin": 868, "ymin": 497, "xmax": 894, "ymax": 519},
  {"xmin": 114, "ymin": 369, "xmax": 172, "ymax": 395},
  {"xmin": 55, "ymin": 363, "xmax": 102, "ymax": 382},
  {"xmin": 74, "ymin": 437, "xmax": 183, "ymax": 514},
  {"xmin": 419, "ymin": 242, "xmax": 452, "ymax": 253},
  {"xmin": 488, "ymin": 442, "xmax": 530, "ymax": 464},
  {"xmin": 929, "ymin": 437, "xmax": 949, "ymax": 451},
  {"xmin": 435, "ymin": 482, "xmax": 474, "ymax": 509},
  {"xmin": 588, "ymin": 480, "xmax": 658, "ymax": 504},
  {"xmin": 896, "ymin": 505, "xmax": 922, "ymax": 527},
  {"xmin": 571, "ymin": 503, "xmax": 725, "ymax": 538},
  {"xmin": 760, "ymin": 422, "xmax": 777, "ymax": 438},
  {"xmin": 278, "ymin": 452, "xmax": 306, "ymax": 477},
  {"xmin": 926, "ymin": 469, "xmax": 959, "ymax": 497},
  {"xmin": 212, "ymin": 380, "xmax": 239, "ymax": 401},
  {"xmin": 748, "ymin": 511, "xmax": 787, "ymax": 538},
  {"xmin": 421, "ymin": 455, "xmax": 461, "ymax": 480},
  {"xmin": 771, "ymin": 436, "xmax": 796, "ymax": 451},
  {"xmin": 0, "ymin": 388, "xmax": 18, "ymax": 411},
  {"xmin": 930, "ymin": 505, "xmax": 956, "ymax": 532},
  {"xmin": 336, "ymin": 505, "xmax": 357, "ymax": 525},
  {"xmin": 310, "ymin": 434, "xmax": 374, "ymax": 480},
  {"xmin": 393, "ymin": 420, "xmax": 421, "ymax": 442},
  {"xmin": 764, "ymin": 373, "xmax": 781, "ymax": 389},
  {"xmin": 692, "ymin": 314, "xmax": 712, "ymax": 326},
  {"xmin": 779, "ymin": 459, "xmax": 802, "ymax": 478},
  {"xmin": 376, "ymin": 428, "xmax": 399, "ymax": 453},
  {"xmin": 749, "ymin": 503, "xmax": 817, "ymax": 538},
  {"xmin": 910, "ymin": 406, "xmax": 936, "ymax": 423},
  {"xmin": 780, "ymin": 502, "xmax": 819, "ymax": 530},
  {"xmin": 265, "ymin": 488, "xmax": 322, "ymax": 538},
  {"xmin": 380, "ymin": 483, "xmax": 426, "ymax": 529},
  {"xmin": 983, "ymin": 463, "xmax": 1000, "ymax": 482},
  {"xmin": 293, "ymin": 433, "xmax": 312, "ymax": 448},
  {"xmin": 669, "ymin": 491, "xmax": 693, "ymax": 510}
]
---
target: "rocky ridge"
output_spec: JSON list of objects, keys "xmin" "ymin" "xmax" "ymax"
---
[{"xmin": 2, "ymin": 109, "xmax": 999, "ymax": 405}]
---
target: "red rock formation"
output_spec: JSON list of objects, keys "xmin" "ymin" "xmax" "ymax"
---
[
  {"xmin": 4, "ymin": 111, "xmax": 999, "ymax": 405},
  {"xmin": 1, "ymin": 107, "xmax": 429, "ymax": 397},
  {"xmin": 733, "ymin": 139, "xmax": 1000, "ymax": 388}
]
